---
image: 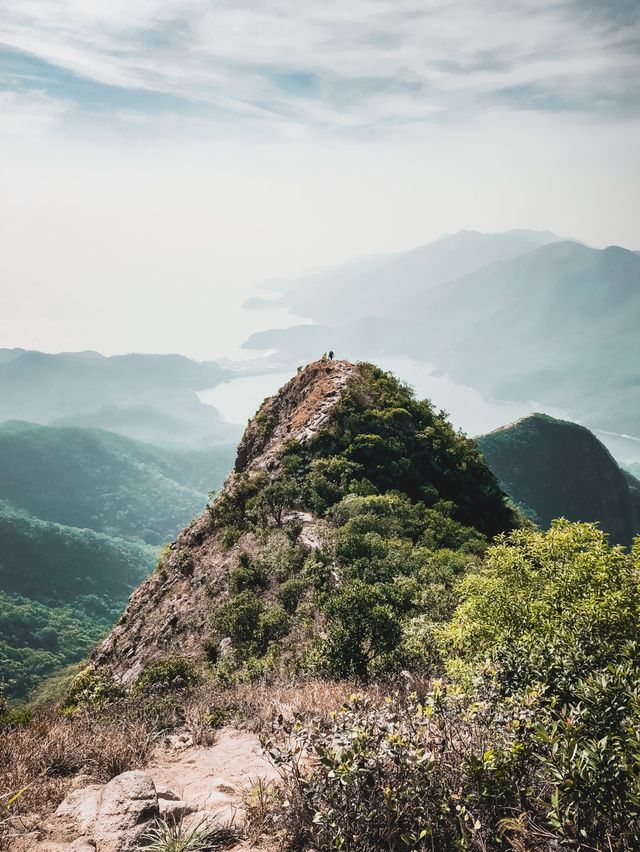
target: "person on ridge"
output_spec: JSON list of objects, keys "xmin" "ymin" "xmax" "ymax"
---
[{"xmin": 328, "ymin": 350, "xmax": 334, "ymax": 360}]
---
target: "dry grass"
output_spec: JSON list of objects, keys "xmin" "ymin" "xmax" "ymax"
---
[{"xmin": 0, "ymin": 677, "xmax": 369, "ymax": 846}]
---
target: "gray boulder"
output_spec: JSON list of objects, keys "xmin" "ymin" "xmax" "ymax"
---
[{"xmin": 55, "ymin": 770, "xmax": 159, "ymax": 851}]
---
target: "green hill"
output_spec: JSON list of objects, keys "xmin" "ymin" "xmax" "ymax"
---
[
  {"xmin": 0, "ymin": 501, "xmax": 156, "ymax": 700},
  {"xmin": 0, "ymin": 421, "xmax": 235, "ymax": 544},
  {"xmin": 0, "ymin": 422, "xmax": 236, "ymax": 701},
  {"xmin": 90, "ymin": 359, "xmax": 517, "ymax": 685},
  {"xmin": 476, "ymin": 413, "xmax": 640, "ymax": 545}
]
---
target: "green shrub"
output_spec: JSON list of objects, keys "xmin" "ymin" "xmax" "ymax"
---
[
  {"xmin": 229, "ymin": 559, "xmax": 269, "ymax": 593},
  {"xmin": 260, "ymin": 606, "xmax": 291, "ymax": 646},
  {"xmin": 441, "ymin": 521, "xmax": 640, "ymax": 697},
  {"xmin": 213, "ymin": 593, "xmax": 290, "ymax": 658},
  {"xmin": 262, "ymin": 679, "xmax": 640, "ymax": 851},
  {"xmin": 247, "ymin": 477, "xmax": 300, "ymax": 528},
  {"xmin": 176, "ymin": 552, "xmax": 194, "ymax": 576},
  {"xmin": 133, "ymin": 656, "xmax": 199, "ymax": 695},
  {"xmin": 321, "ymin": 581, "xmax": 403, "ymax": 679},
  {"xmin": 61, "ymin": 665, "xmax": 123, "ymax": 713},
  {"xmin": 213, "ymin": 591, "xmax": 264, "ymax": 652},
  {"xmin": 277, "ymin": 577, "xmax": 307, "ymax": 614}
]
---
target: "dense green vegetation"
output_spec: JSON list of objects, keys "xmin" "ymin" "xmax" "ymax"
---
[
  {"xmin": 0, "ymin": 504, "xmax": 155, "ymax": 604},
  {"xmin": 0, "ymin": 593, "xmax": 120, "ymax": 702},
  {"xmin": 0, "ymin": 502, "xmax": 154, "ymax": 700},
  {"xmin": 477, "ymin": 413, "xmax": 640, "ymax": 545},
  {"xmin": 206, "ymin": 364, "xmax": 516, "ymax": 682},
  {"xmin": 202, "ymin": 366, "xmax": 640, "ymax": 847},
  {"xmin": 266, "ymin": 523, "xmax": 640, "ymax": 850},
  {"xmin": 0, "ymin": 421, "xmax": 234, "ymax": 544},
  {"xmin": 0, "ymin": 421, "xmax": 235, "ymax": 702}
]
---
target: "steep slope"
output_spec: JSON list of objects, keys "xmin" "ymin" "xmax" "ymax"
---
[
  {"xmin": 0, "ymin": 350, "xmax": 238, "ymax": 445},
  {"xmin": 0, "ymin": 421, "xmax": 235, "ymax": 544},
  {"xmin": 90, "ymin": 359, "xmax": 516, "ymax": 688},
  {"xmin": 477, "ymin": 414, "xmax": 640, "ymax": 545}
]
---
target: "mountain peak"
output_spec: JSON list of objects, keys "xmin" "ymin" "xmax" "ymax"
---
[
  {"xmin": 88, "ymin": 360, "xmax": 515, "ymax": 688},
  {"xmin": 235, "ymin": 359, "xmax": 358, "ymax": 474}
]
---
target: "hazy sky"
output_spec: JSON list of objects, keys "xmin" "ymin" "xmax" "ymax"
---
[{"xmin": 1, "ymin": 0, "xmax": 638, "ymax": 359}]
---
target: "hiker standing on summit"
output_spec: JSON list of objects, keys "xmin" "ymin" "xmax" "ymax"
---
[{"xmin": 329, "ymin": 351, "xmax": 334, "ymax": 360}]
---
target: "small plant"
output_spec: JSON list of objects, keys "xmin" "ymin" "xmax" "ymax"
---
[
  {"xmin": 61, "ymin": 665, "xmax": 123, "ymax": 713},
  {"xmin": 154, "ymin": 543, "xmax": 172, "ymax": 573},
  {"xmin": 144, "ymin": 814, "xmax": 239, "ymax": 852},
  {"xmin": 229, "ymin": 557, "xmax": 269, "ymax": 593},
  {"xmin": 176, "ymin": 551, "xmax": 195, "ymax": 576},
  {"xmin": 277, "ymin": 577, "xmax": 307, "ymax": 613},
  {"xmin": 133, "ymin": 656, "xmax": 200, "ymax": 695}
]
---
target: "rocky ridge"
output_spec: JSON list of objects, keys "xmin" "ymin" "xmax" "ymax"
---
[{"xmin": 90, "ymin": 359, "xmax": 358, "ymax": 686}]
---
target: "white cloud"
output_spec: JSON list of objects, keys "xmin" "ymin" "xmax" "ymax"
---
[
  {"xmin": 0, "ymin": 1, "xmax": 637, "ymax": 359},
  {"xmin": 1, "ymin": 0, "xmax": 638, "ymax": 132}
]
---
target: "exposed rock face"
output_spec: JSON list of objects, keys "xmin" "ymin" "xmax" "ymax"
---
[
  {"xmin": 234, "ymin": 358, "xmax": 358, "ymax": 473},
  {"xmin": 477, "ymin": 413, "xmax": 640, "ymax": 545},
  {"xmin": 90, "ymin": 360, "xmax": 358, "ymax": 686}
]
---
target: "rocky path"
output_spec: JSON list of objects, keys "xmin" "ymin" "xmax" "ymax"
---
[{"xmin": 12, "ymin": 727, "xmax": 278, "ymax": 851}]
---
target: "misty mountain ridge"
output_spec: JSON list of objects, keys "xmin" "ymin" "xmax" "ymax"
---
[
  {"xmin": 244, "ymin": 228, "xmax": 571, "ymax": 324},
  {"xmin": 242, "ymin": 232, "xmax": 640, "ymax": 441},
  {"xmin": 0, "ymin": 349, "xmax": 241, "ymax": 446}
]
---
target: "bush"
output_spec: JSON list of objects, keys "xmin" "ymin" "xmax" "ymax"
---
[
  {"xmin": 261, "ymin": 691, "xmax": 517, "ymax": 851},
  {"xmin": 321, "ymin": 581, "xmax": 403, "ymax": 679},
  {"xmin": 229, "ymin": 559, "xmax": 269, "ymax": 593},
  {"xmin": 247, "ymin": 478, "xmax": 300, "ymax": 528},
  {"xmin": 61, "ymin": 665, "xmax": 123, "ymax": 713},
  {"xmin": 133, "ymin": 656, "xmax": 200, "ymax": 695},
  {"xmin": 277, "ymin": 577, "xmax": 307, "ymax": 614},
  {"xmin": 213, "ymin": 594, "xmax": 291, "ymax": 658},
  {"xmin": 213, "ymin": 591, "xmax": 264, "ymax": 652},
  {"xmin": 440, "ymin": 521, "xmax": 640, "ymax": 697},
  {"xmin": 261, "ymin": 680, "xmax": 640, "ymax": 851}
]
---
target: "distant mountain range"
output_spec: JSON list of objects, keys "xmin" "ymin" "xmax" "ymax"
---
[
  {"xmin": 477, "ymin": 414, "xmax": 640, "ymax": 546},
  {"xmin": 0, "ymin": 349, "xmax": 241, "ymax": 446},
  {"xmin": 243, "ymin": 230, "xmax": 639, "ymax": 440}
]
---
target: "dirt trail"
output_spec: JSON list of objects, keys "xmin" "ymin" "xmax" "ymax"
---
[{"xmin": 147, "ymin": 726, "xmax": 279, "ymax": 824}]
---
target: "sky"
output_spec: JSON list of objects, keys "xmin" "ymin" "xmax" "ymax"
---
[{"xmin": 1, "ymin": 0, "xmax": 639, "ymax": 359}]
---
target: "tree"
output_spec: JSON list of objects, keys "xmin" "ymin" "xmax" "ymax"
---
[{"xmin": 322, "ymin": 580, "xmax": 403, "ymax": 678}]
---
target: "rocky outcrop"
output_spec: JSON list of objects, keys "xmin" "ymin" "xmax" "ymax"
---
[
  {"xmin": 234, "ymin": 359, "xmax": 358, "ymax": 473},
  {"xmin": 20, "ymin": 729, "xmax": 277, "ymax": 852},
  {"xmin": 90, "ymin": 360, "xmax": 357, "ymax": 686}
]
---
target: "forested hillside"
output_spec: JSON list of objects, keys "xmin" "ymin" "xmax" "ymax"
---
[
  {"xmin": 0, "ymin": 421, "xmax": 234, "ymax": 544},
  {"xmin": 477, "ymin": 414, "xmax": 640, "ymax": 545},
  {"xmin": 0, "ymin": 422, "xmax": 235, "ymax": 701}
]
